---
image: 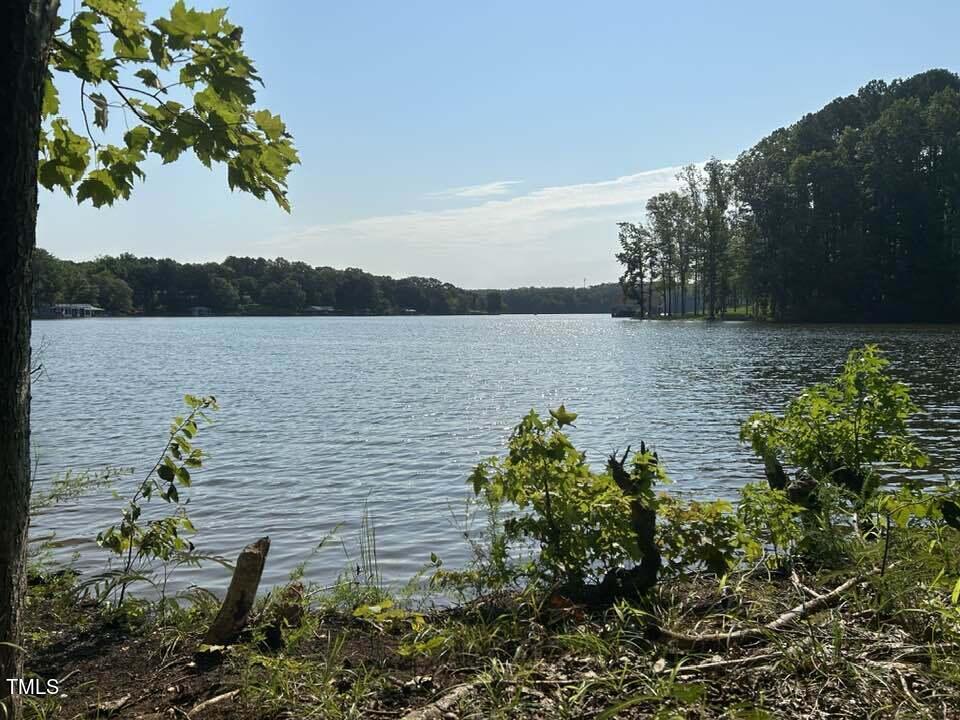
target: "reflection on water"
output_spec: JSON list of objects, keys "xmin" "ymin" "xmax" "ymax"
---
[{"xmin": 30, "ymin": 316, "xmax": 960, "ymax": 592}]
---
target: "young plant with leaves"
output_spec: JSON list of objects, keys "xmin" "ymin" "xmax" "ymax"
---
[
  {"xmin": 469, "ymin": 406, "xmax": 667, "ymax": 591},
  {"xmin": 96, "ymin": 394, "xmax": 218, "ymax": 604},
  {"xmin": 735, "ymin": 483, "xmax": 805, "ymax": 567},
  {"xmin": 740, "ymin": 345, "xmax": 928, "ymax": 498}
]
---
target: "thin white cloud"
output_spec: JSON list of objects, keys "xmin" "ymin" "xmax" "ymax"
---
[
  {"xmin": 426, "ymin": 180, "xmax": 524, "ymax": 199},
  {"xmin": 272, "ymin": 163, "xmax": 691, "ymax": 287}
]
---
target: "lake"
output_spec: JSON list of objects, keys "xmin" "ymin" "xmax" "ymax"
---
[{"xmin": 29, "ymin": 316, "xmax": 960, "ymax": 594}]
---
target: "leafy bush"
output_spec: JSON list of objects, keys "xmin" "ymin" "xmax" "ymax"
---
[
  {"xmin": 735, "ymin": 483, "xmax": 804, "ymax": 566},
  {"xmin": 740, "ymin": 345, "xmax": 928, "ymax": 497},
  {"xmin": 469, "ymin": 406, "xmax": 666, "ymax": 588},
  {"xmin": 656, "ymin": 497, "xmax": 746, "ymax": 576}
]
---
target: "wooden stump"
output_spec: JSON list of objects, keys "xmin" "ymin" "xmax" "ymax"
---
[{"xmin": 203, "ymin": 536, "xmax": 270, "ymax": 647}]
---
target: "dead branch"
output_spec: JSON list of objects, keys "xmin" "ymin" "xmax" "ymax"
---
[
  {"xmin": 676, "ymin": 651, "xmax": 783, "ymax": 674},
  {"xmin": 659, "ymin": 571, "xmax": 870, "ymax": 649},
  {"xmin": 399, "ymin": 682, "xmax": 477, "ymax": 720},
  {"xmin": 189, "ymin": 689, "xmax": 240, "ymax": 715}
]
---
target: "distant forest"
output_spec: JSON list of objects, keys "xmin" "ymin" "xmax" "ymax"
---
[
  {"xmin": 618, "ymin": 69, "xmax": 960, "ymax": 321},
  {"xmin": 32, "ymin": 249, "xmax": 622, "ymax": 316},
  {"xmin": 36, "ymin": 70, "xmax": 960, "ymax": 322}
]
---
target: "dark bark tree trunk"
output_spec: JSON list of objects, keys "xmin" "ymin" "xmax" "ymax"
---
[
  {"xmin": 679, "ymin": 271, "xmax": 686, "ymax": 316},
  {"xmin": 1, "ymin": 2, "xmax": 52, "ymax": 717}
]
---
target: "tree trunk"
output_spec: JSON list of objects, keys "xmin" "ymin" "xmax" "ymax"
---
[
  {"xmin": 1, "ymin": 2, "xmax": 51, "ymax": 716},
  {"xmin": 679, "ymin": 271, "xmax": 686, "ymax": 316}
]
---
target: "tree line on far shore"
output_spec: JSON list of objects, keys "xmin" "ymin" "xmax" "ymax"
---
[
  {"xmin": 617, "ymin": 69, "xmax": 960, "ymax": 322},
  {"xmin": 33, "ymin": 248, "xmax": 623, "ymax": 316}
]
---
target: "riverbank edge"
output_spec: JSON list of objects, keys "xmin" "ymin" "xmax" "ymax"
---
[{"xmin": 19, "ymin": 558, "xmax": 960, "ymax": 720}]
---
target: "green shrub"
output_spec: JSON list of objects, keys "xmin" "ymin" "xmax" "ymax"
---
[
  {"xmin": 740, "ymin": 345, "xmax": 927, "ymax": 497},
  {"xmin": 736, "ymin": 483, "xmax": 805, "ymax": 566},
  {"xmin": 656, "ymin": 497, "xmax": 746, "ymax": 576},
  {"xmin": 468, "ymin": 406, "xmax": 666, "ymax": 588}
]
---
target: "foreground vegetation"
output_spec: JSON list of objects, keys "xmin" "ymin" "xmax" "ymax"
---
[{"xmin": 17, "ymin": 347, "xmax": 960, "ymax": 718}]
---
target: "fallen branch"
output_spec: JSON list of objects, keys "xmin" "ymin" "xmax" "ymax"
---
[
  {"xmin": 189, "ymin": 689, "xmax": 240, "ymax": 715},
  {"xmin": 399, "ymin": 682, "xmax": 477, "ymax": 720},
  {"xmin": 676, "ymin": 651, "xmax": 783, "ymax": 674},
  {"xmin": 89, "ymin": 693, "xmax": 131, "ymax": 716},
  {"xmin": 660, "ymin": 571, "xmax": 872, "ymax": 650}
]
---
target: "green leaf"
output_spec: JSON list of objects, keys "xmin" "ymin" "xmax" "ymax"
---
[
  {"xmin": 86, "ymin": 0, "xmax": 147, "ymax": 36},
  {"xmin": 952, "ymin": 577, "xmax": 960, "ymax": 605},
  {"xmin": 38, "ymin": 119, "xmax": 91, "ymax": 194},
  {"xmin": 42, "ymin": 74, "xmax": 59, "ymax": 118},
  {"xmin": 252, "ymin": 109, "xmax": 285, "ymax": 141},
  {"xmin": 157, "ymin": 464, "xmax": 175, "ymax": 482},
  {"xmin": 76, "ymin": 169, "xmax": 119, "ymax": 207},
  {"xmin": 549, "ymin": 404, "xmax": 578, "ymax": 428},
  {"xmin": 147, "ymin": 29, "xmax": 172, "ymax": 67},
  {"xmin": 152, "ymin": 129, "xmax": 189, "ymax": 164},
  {"xmin": 134, "ymin": 68, "xmax": 162, "ymax": 90},
  {"xmin": 669, "ymin": 682, "xmax": 706, "ymax": 703},
  {"xmin": 124, "ymin": 126, "xmax": 152, "ymax": 153},
  {"xmin": 89, "ymin": 92, "xmax": 109, "ymax": 130},
  {"xmin": 153, "ymin": 1, "xmax": 226, "ymax": 47},
  {"xmin": 176, "ymin": 466, "xmax": 191, "ymax": 487}
]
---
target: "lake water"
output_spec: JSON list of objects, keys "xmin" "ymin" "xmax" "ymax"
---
[{"xmin": 29, "ymin": 316, "xmax": 960, "ymax": 594}]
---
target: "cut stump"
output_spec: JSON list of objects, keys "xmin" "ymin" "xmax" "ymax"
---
[{"xmin": 203, "ymin": 536, "xmax": 270, "ymax": 647}]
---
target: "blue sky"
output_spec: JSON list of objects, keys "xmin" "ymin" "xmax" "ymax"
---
[{"xmin": 38, "ymin": 0, "xmax": 960, "ymax": 288}]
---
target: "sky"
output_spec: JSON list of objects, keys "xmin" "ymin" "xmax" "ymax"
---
[{"xmin": 37, "ymin": 0, "xmax": 960, "ymax": 288}]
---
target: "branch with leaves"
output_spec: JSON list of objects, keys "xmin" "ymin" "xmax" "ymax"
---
[
  {"xmin": 40, "ymin": 0, "xmax": 298, "ymax": 210},
  {"xmin": 97, "ymin": 394, "xmax": 218, "ymax": 604}
]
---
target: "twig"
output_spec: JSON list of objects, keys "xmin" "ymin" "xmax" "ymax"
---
[
  {"xmin": 189, "ymin": 689, "xmax": 240, "ymax": 715},
  {"xmin": 881, "ymin": 513, "xmax": 893, "ymax": 576},
  {"xmin": 79, "ymin": 79, "xmax": 100, "ymax": 152},
  {"xmin": 790, "ymin": 570, "xmax": 823, "ymax": 600},
  {"xmin": 398, "ymin": 682, "xmax": 477, "ymax": 720},
  {"xmin": 676, "ymin": 651, "xmax": 783, "ymax": 674},
  {"xmin": 896, "ymin": 669, "xmax": 923, "ymax": 711}
]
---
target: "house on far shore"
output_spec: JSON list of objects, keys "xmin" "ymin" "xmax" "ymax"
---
[
  {"xmin": 190, "ymin": 306, "xmax": 212, "ymax": 317},
  {"xmin": 303, "ymin": 305, "xmax": 336, "ymax": 315},
  {"xmin": 36, "ymin": 303, "xmax": 104, "ymax": 319}
]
